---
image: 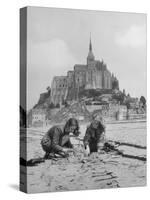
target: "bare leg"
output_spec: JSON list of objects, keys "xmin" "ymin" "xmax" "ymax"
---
[{"xmin": 44, "ymin": 152, "xmax": 50, "ymax": 159}]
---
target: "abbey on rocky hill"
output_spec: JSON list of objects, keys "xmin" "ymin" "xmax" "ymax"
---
[{"xmin": 51, "ymin": 37, "xmax": 119, "ymax": 105}]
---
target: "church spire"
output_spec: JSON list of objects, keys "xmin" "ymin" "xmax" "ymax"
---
[
  {"xmin": 87, "ymin": 33, "xmax": 95, "ymax": 64},
  {"xmin": 89, "ymin": 34, "xmax": 92, "ymax": 51}
]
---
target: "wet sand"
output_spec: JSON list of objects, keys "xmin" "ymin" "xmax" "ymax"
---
[{"xmin": 23, "ymin": 121, "xmax": 146, "ymax": 193}]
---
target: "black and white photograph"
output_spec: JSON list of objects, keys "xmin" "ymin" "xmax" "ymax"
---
[{"xmin": 20, "ymin": 6, "xmax": 147, "ymax": 193}]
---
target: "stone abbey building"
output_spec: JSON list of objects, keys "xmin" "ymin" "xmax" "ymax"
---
[{"xmin": 51, "ymin": 38, "xmax": 119, "ymax": 105}]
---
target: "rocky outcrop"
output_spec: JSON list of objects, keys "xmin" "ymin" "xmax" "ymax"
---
[{"xmin": 50, "ymin": 101, "xmax": 91, "ymax": 123}]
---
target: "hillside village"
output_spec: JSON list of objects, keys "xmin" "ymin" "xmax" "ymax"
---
[{"xmin": 27, "ymin": 87, "xmax": 146, "ymax": 127}]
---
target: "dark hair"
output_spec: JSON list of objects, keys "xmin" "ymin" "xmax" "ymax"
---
[
  {"xmin": 64, "ymin": 118, "xmax": 80, "ymax": 135},
  {"xmin": 90, "ymin": 120, "xmax": 105, "ymax": 132}
]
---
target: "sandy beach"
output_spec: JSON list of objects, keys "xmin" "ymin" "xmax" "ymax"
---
[{"xmin": 21, "ymin": 121, "xmax": 146, "ymax": 193}]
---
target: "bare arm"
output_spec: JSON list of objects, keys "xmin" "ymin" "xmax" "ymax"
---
[{"xmin": 83, "ymin": 127, "xmax": 91, "ymax": 147}]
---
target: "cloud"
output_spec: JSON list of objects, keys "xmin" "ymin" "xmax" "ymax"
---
[
  {"xmin": 115, "ymin": 25, "xmax": 146, "ymax": 48},
  {"xmin": 28, "ymin": 38, "xmax": 77, "ymax": 73},
  {"xmin": 27, "ymin": 39, "xmax": 78, "ymax": 109}
]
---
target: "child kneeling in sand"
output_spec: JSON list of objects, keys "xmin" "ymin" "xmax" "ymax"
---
[
  {"xmin": 83, "ymin": 116, "xmax": 105, "ymax": 155},
  {"xmin": 41, "ymin": 118, "xmax": 80, "ymax": 159}
]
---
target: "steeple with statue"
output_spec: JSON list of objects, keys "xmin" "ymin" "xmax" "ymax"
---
[{"xmin": 87, "ymin": 35, "xmax": 95, "ymax": 64}]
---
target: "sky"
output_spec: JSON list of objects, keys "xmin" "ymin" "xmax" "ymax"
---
[{"xmin": 27, "ymin": 6, "xmax": 147, "ymax": 110}]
